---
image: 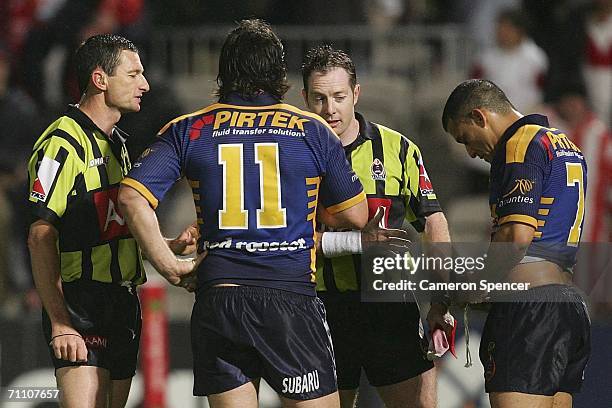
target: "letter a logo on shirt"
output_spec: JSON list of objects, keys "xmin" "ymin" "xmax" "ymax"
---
[
  {"xmin": 31, "ymin": 156, "xmax": 61, "ymax": 202},
  {"xmin": 104, "ymin": 198, "xmax": 125, "ymax": 231}
]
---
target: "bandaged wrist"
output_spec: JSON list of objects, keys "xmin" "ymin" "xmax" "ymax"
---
[{"xmin": 321, "ymin": 231, "xmax": 362, "ymax": 257}]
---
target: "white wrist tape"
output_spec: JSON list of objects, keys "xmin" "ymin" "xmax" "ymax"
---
[{"xmin": 321, "ymin": 231, "xmax": 362, "ymax": 257}]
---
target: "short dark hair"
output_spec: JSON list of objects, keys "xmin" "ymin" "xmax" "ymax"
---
[
  {"xmin": 301, "ymin": 45, "xmax": 357, "ymax": 92},
  {"xmin": 441, "ymin": 79, "xmax": 515, "ymax": 131},
  {"xmin": 216, "ymin": 19, "xmax": 289, "ymax": 100},
  {"xmin": 75, "ymin": 34, "xmax": 139, "ymax": 95},
  {"xmin": 497, "ymin": 8, "xmax": 527, "ymax": 32}
]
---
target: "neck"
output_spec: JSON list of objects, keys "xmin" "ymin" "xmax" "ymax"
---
[
  {"xmin": 339, "ymin": 117, "xmax": 360, "ymax": 146},
  {"xmin": 492, "ymin": 109, "xmax": 524, "ymax": 145},
  {"xmin": 78, "ymin": 93, "xmax": 120, "ymax": 136}
]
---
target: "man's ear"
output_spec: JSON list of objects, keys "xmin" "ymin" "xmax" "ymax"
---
[
  {"xmin": 469, "ymin": 108, "xmax": 487, "ymax": 128},
  {"xmin": 91, "ymin": 68, "xmax": 107, "ymax": 91},
  {"xmin": 353, "ymin": 83, "xmax": 360, "ymax": 106}
]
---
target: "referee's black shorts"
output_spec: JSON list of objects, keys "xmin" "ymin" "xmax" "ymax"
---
[
  {"xmin": 480, "ymin": 284, "xmax": 591, "ymax": 395},
  {"xmin": 319, "ymin": 292, "xmax": 433, "ymax": 390},
  {"xmin": 42, "ymin": 280, "xmax": 141, "ymax": 380}
]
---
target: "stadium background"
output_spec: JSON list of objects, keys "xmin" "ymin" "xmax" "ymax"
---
[{"xmin": 0, "ymin": 0, "xmax": 610, "ymax": 407}]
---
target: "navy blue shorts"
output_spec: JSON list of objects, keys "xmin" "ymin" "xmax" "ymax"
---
[
  {"xmin": 191, "ymin": 286, "xmax": 337, "ymax": 400},
  {"xmin": 480, "ymin": 284, "xmax": 591, "ymax": 395},
  {"xmin": 42, "ymin": 280, "xmax": 141, "ymax": 380},
  {"xmin": 319, "ymin": 292, "xmax": 434, "ymax": 389}
]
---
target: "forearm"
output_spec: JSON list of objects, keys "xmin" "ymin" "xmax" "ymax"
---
[
  {"xmin": 422, "ymin": 212, "xmax": 452, "ymax": 284},
  {"xmin": 28, "ymin": 223, "xmax": 72, "ymax": 330},
  {"xmin": 118, "ymin": 186, "xmax": 179, "ymax": 279},
  {"xmin": 481, "ymin": 222, "xmax": 532, "ymax": 282}
]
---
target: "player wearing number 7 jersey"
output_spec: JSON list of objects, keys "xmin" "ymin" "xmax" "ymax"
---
[
  {"xmin": 442, "ymin": 79, "xmax": 591, "ymax": 408},
  {"xmin": 118, "ymin": 19, "xmax": 367, "ymax": 408}
]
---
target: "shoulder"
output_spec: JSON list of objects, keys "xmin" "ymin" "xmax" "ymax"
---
[
  {"xmin": 157, "ymin": 103, "xmax": 226, "ymax": 135},
  {"xmin": 504, "ymin": 124, "xmax": 554, "ymax": 165},
  {"xmin": 372, "ymin": 122, "xmax": 423, "ymax": 159},
  {"xmin": 33, "ymin": 115, "xmax": 89, "ymax": 161}
]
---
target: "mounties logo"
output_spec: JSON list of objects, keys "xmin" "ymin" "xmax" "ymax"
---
[
  {"xmin": 502, "ymin": 179, "xmax": 534, "ymax": 198},
  {"xmin": 371, "ymin": 158, "xmax": 386, "ymax": 180},
  {"xmin": 30, "ymin": 156, "xmax": 61, "ymax": 202}
]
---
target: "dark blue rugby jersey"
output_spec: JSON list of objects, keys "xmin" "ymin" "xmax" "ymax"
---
[
  {"xmin": 490, "ymin": 114, "xmax": 588, "ymax": 271},
  {"xmin": 122, "ymin": 93, "xmax": 365, "ymax": 295}
]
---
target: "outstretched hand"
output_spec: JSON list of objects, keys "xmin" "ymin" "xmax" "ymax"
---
[{"xmin": 361, "ymin": 206, "xmax": 411, "ymax": 250}]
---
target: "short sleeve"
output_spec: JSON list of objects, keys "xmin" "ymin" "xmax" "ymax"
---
[
  {"xmin": 494, "ymin": 140, "xmax": 548, "ymax": 229},
  {"xmin": 28, "ymin": 136, "xmax": 83, "ymax": 226},
  {"xmin": 318, "ymin": 127, "xmax": 365, "ymax": 214},
  {"xmin": 403, "ymin": 144, "xmax": 442, "ymax": 231},
  {"xmin": 122, "ymin": 123, "xmax": 183, "ymax": 208}
]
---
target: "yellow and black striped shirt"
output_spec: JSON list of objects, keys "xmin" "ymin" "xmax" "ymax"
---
[
  {"xmin": 28, "ymin": 106, "xmax": 145, "ymax": 285},
  {"xmin": 316, "ymin": 112, "xmax": 441, "ymax": 293}
]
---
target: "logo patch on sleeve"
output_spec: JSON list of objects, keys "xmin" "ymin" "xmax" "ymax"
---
[{"xmin": 30, "ymin": 156, "xmax": 61, "ymax": 201}]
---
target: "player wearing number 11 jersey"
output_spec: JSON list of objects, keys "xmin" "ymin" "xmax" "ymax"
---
[
  {"xmin": 119, "ymin": 19, "xmax": 367, "ymax": 407},
  {"xmin": 442, "ymin": 79, "xmax": 591, "ymax": 408}
]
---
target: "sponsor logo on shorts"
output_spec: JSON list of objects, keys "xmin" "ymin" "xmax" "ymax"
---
[
  {"xmin": 484, "ymin": 341, "xmax": 496, "ymax": 381},
  {"xmin": 281, "ymin": 369, "xmax": 320, "ymax": 394},
  {"xmin": 83, "ymin": 335, "xmax": 108, "ymax": 350}
]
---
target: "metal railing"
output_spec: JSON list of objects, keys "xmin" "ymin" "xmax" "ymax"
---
[{"xmin": 145, "ymin": 24, "xmax": 473, "ymax": 86}]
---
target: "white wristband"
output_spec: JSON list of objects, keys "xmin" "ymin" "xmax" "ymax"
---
[{"xmin": 321, "ymin": 231, "xmax": 362, "ymax": 257}]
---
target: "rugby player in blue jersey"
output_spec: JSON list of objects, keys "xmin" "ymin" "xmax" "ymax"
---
[
  {"xmin": 118, "ymin": 20, "xmax": 368, "ymax": 408},
  {"xmin": 442, "ymin": 79, "xmax": 591, "ymax": 408}
]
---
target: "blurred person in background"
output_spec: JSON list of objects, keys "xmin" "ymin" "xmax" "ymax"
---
[
  {"xmin": 560, "ymin": 0, "xmax": 612, "ymax": 127},
  {"xmin": 470, "ymin": 8, "xmax": 548, "ymax": 113},
  {"xmin": 19, "ymin": 0, "xmax": 146, "ymax": 110},
  {"xmin": 302, "ymin": 45, "xmax": 453, "ymax": 408},
  {"xmin": 119, "ymin": 19, "xmax": 368, "ymax": 408},
  {"xmin": 0, "ymin": 42, "xmax": 44, "ymax": 316}
]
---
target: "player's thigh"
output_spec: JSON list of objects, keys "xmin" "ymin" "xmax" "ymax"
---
[
  {"xmin": 280, "ymin": 391, "xmax": 340, "ymax": 408},
  {"xmin": 376, "ymin": 366, "xmax": 436, "ymax": 408},
  {"xmin": 109, "ymin": 378, "xmax": 132, "ymax": 408},
  {"xmin": 207, "ymin": 381, "xmax": 259, "ymax": 408},
  {"xmin": 552, "ymin": 392, "xmax": 572, "ymax": 408},
  {"xmin": 338, "ymin": 389, "xmax": 358, "ymax": 408},
  {"xmin": 57, "ymin": 366, "xmax": 110, "ymax": 408},
  {"xmin": 490, "ymin": 392, "xmax": 554, "ymax": 408}
]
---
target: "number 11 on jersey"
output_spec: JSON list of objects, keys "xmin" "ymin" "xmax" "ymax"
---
[{"xmin": 219, "ymin": 143, "xmax": 287, "ymax": 230}]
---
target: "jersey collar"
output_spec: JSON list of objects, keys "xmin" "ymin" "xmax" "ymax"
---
[
  {"xmin": 355, "ymin": 112, "xmax": 377, "ymax": 140},
  {"xmin": 220, "ymin": 92, "xmax": 281, "ymax": 106},
  {"xmin": 499, "ymin": 114, "xmax": 549, "ymax": 144},
  {"xmin": 65, "ymin": 104, "xmax": 128, "ymax": 143}
]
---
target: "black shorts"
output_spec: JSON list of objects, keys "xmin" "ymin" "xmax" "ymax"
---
[
  {"xmin": 191, "ymin": 286, "xmax": 337, "ymax": 400},
  {"xmin": 42, "ymin": 280, "xmax": 141, "ymax": 380},
  {"xmin": 480, "ymin": 284, "xmax": 591, "ymax": 395},
  {"xmin": 318, "ymin": 292, "xmax": 433, "ymax": 389}
]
